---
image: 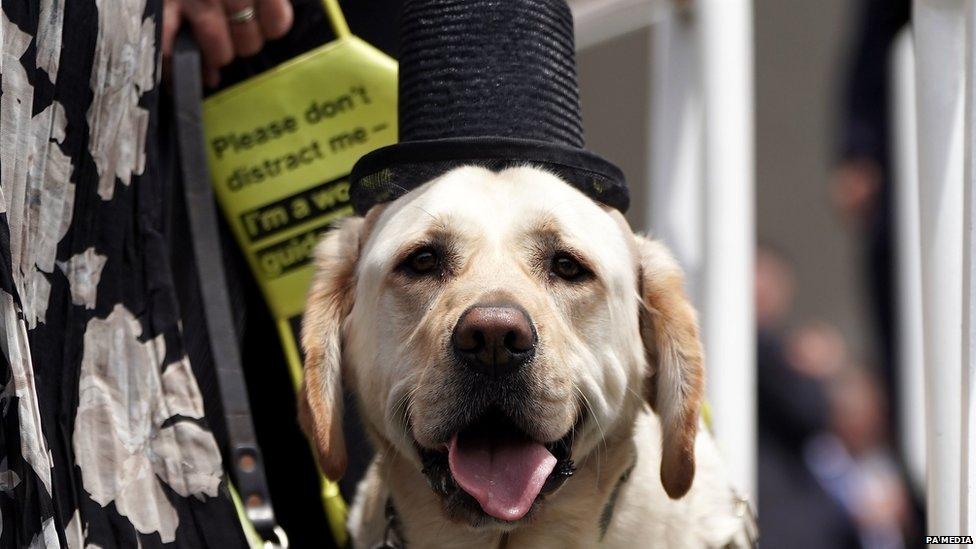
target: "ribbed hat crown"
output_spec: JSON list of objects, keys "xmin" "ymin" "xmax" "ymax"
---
[
  {"xmin": 349, "ymin": 0, "xmax": 629, "ymax": 215},
  {"xmin": 397, "ymin": 0, "xmax": 584, "ymax": 148}
]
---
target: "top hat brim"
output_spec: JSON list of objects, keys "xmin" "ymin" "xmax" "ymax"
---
[{"xmin": 349, "ymin": 136, "xmax": 629, "ymax": 215}]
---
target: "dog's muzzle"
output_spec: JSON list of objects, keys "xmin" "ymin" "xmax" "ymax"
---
[{"xmin": 407, "ymin": 302, "xmax": 579, "ymax": 525}]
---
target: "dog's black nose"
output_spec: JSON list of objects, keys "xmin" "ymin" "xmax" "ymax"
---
[{"xmin": 452, "ymin": 305, "xmax": 536, "ymax": 375}]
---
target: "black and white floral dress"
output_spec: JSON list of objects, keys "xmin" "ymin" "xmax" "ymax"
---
[{"xmin": 0, "ymin": 0, "xmax": 247, "ymax": 546}]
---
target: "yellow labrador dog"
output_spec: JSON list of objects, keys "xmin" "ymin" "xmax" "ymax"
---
[{"xmin": 300, "ymin": 166, "xmax": 753, "ymax": 548}]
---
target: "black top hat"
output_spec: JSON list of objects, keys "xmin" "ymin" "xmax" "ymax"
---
[{"xmin": 349, "ymin": 0, "xmax": 629, "ymax": 215}]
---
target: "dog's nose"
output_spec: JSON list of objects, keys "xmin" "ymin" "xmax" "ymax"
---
[{"xmin": 452, "ymin": 305, "xmax": 537, "ymax": 375}]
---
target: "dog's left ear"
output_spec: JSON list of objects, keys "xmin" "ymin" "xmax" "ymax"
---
[
  {"xmin": 634, "ymin": 235, "xmax": 705, "ymax": 499},
  {"xmin": 299, "ymin": 216, "xmax": 365, "ymax": 481}
]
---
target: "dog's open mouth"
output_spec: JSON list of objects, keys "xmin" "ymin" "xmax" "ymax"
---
[{"xmin": 417, "ymin": 409, "xmax": 576, "ymax": 523}]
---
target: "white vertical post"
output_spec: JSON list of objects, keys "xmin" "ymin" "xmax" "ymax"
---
[
  {"xmin": 698, "ymin": 0, "xmax": 756, "ymax": 498},
  {"xmin": 891, "ymin": 31, "xmax": 926, "ymax": 495},
  {"xmin": 963, "ymin": 1, "xmax": 976, "ymax": 535},
  {"xmin": 646, "ymin": 9, "xmax": 704, "ymax": 305},
  {"xmin": 914, "ymin": 0, "xmax": 968, "ymax": 536}
]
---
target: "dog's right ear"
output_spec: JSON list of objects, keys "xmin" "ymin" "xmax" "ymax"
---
[{"xmin": 299, "ymin": 216, "xmax": 365, "ymax": 481}]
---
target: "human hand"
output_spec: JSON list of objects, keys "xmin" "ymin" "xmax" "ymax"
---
[{"xmin": 162, "ymin": 0, "xmax": 294, "ymax": 87}]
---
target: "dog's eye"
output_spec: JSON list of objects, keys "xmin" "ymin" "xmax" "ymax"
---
[
  {"xmin": 401, "ymin": 247, "xmax": 441, "ymax": 276},
  {"xmin": 551, "ymin": 253, "xmax": 591, "ymax": 281}
]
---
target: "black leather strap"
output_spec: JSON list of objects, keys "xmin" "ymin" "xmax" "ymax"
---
[{"xmin": 171, "ymin": 30, "xmax": 285, "ymax": 546}]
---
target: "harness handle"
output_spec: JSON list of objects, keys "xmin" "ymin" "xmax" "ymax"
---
[
  {"xmin": 321, "ymin": 0, "xmax": 351, "ymax": 40},
  {"xmin": 172, "ymin": 30, "xmax": 288, "ymax": 548}
]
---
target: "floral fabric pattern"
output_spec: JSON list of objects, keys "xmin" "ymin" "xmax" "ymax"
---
[
  {"xmin": 73, "ymin": 305, "xmax": 223, "ymax": 543},
  {"xmin": 0, "ymin": 0, "xmax": 246, "ymax": 546}
]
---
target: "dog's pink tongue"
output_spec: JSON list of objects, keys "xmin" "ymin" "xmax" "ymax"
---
[{"xmin": 448, "ymin": 433, "xmax": 557, "ymax": 522}]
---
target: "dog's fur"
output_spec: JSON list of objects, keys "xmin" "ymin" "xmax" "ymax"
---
[{"xmin": 301, "ymin": 166, "xmax": 751, "ymax": 547}]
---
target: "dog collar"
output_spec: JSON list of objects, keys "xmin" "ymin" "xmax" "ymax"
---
[
  {"xmin": 371, "ymin": 498, "xmax": 405, "ymax": 549},
  {"xmin": 598, "ymin": 455, "xmax": 639, "ymax": 541}
]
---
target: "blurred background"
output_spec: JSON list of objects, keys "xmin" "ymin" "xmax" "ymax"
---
[{"xmin": 575, "ymin": 0, "xmax": 923, "ymax": 547}]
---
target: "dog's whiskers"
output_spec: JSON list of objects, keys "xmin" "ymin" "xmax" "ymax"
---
[
  {"xmin": 573, "ymin": 383, "xmax": 608, "ymax": 484},
  {"xmin": 397, "ymin": 301, "xmax": 430, "ymax": 341},
  {"xmin": 624, "ymin": 386, "xmax": 649, "ymax": 413},
  {"xmin": 378, "ymin": 179, "xmax": 414, "ymax": 197},
  {"xmin": 406, "ymin": 203, "xmax": 446, "ymax": 228},
  {"xmin": 542, "ymin": 195, "xmax": 596, "ymax": 218},
  {"xmin": 390, "ymin": 388, "xmax": 414, "ymax": 426}
]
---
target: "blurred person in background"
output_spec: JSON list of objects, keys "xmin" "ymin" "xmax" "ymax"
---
[
  {"xmin": 833, "ymin": 0, "xmax": 909, "ymax": 444},
  {"xmin": 805, "ymin": 366, "xmax": 918, "ymax": 548},
  {"xmin": 833, "ymin": 0, "xmax": 928, "ymax": 539},
  {"xmin": 756, "ymin": 244, "xmax": 922, "ymax": 547},
  {"xmin": 787, "ymin": 321, "xmax": 848, "ymax": 381},
  {"xmin": 756, "ymin": 246, "xmax": 861, "ymax": 548}
]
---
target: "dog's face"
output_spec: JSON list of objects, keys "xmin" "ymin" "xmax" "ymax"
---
[{"xmin": 301, "ymin": 166, "xmax": 703, "ymax": 528}]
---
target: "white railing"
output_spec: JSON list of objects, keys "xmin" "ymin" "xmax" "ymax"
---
[
  {"xmin": 964, "ymin": 5, "xmax": 976, "ymax": 534},
  {"xmin": 913, "ymin": 0, "xmax": 976, "ymax": 537},
  {"xmin": 891, "ymin": 30, "xmax": 926, "ymax": 496}
]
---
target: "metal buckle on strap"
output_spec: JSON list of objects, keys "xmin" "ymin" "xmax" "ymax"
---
[{"xmin": 262, "ymin": 526, "xmax": 290, "ymax": 549}]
